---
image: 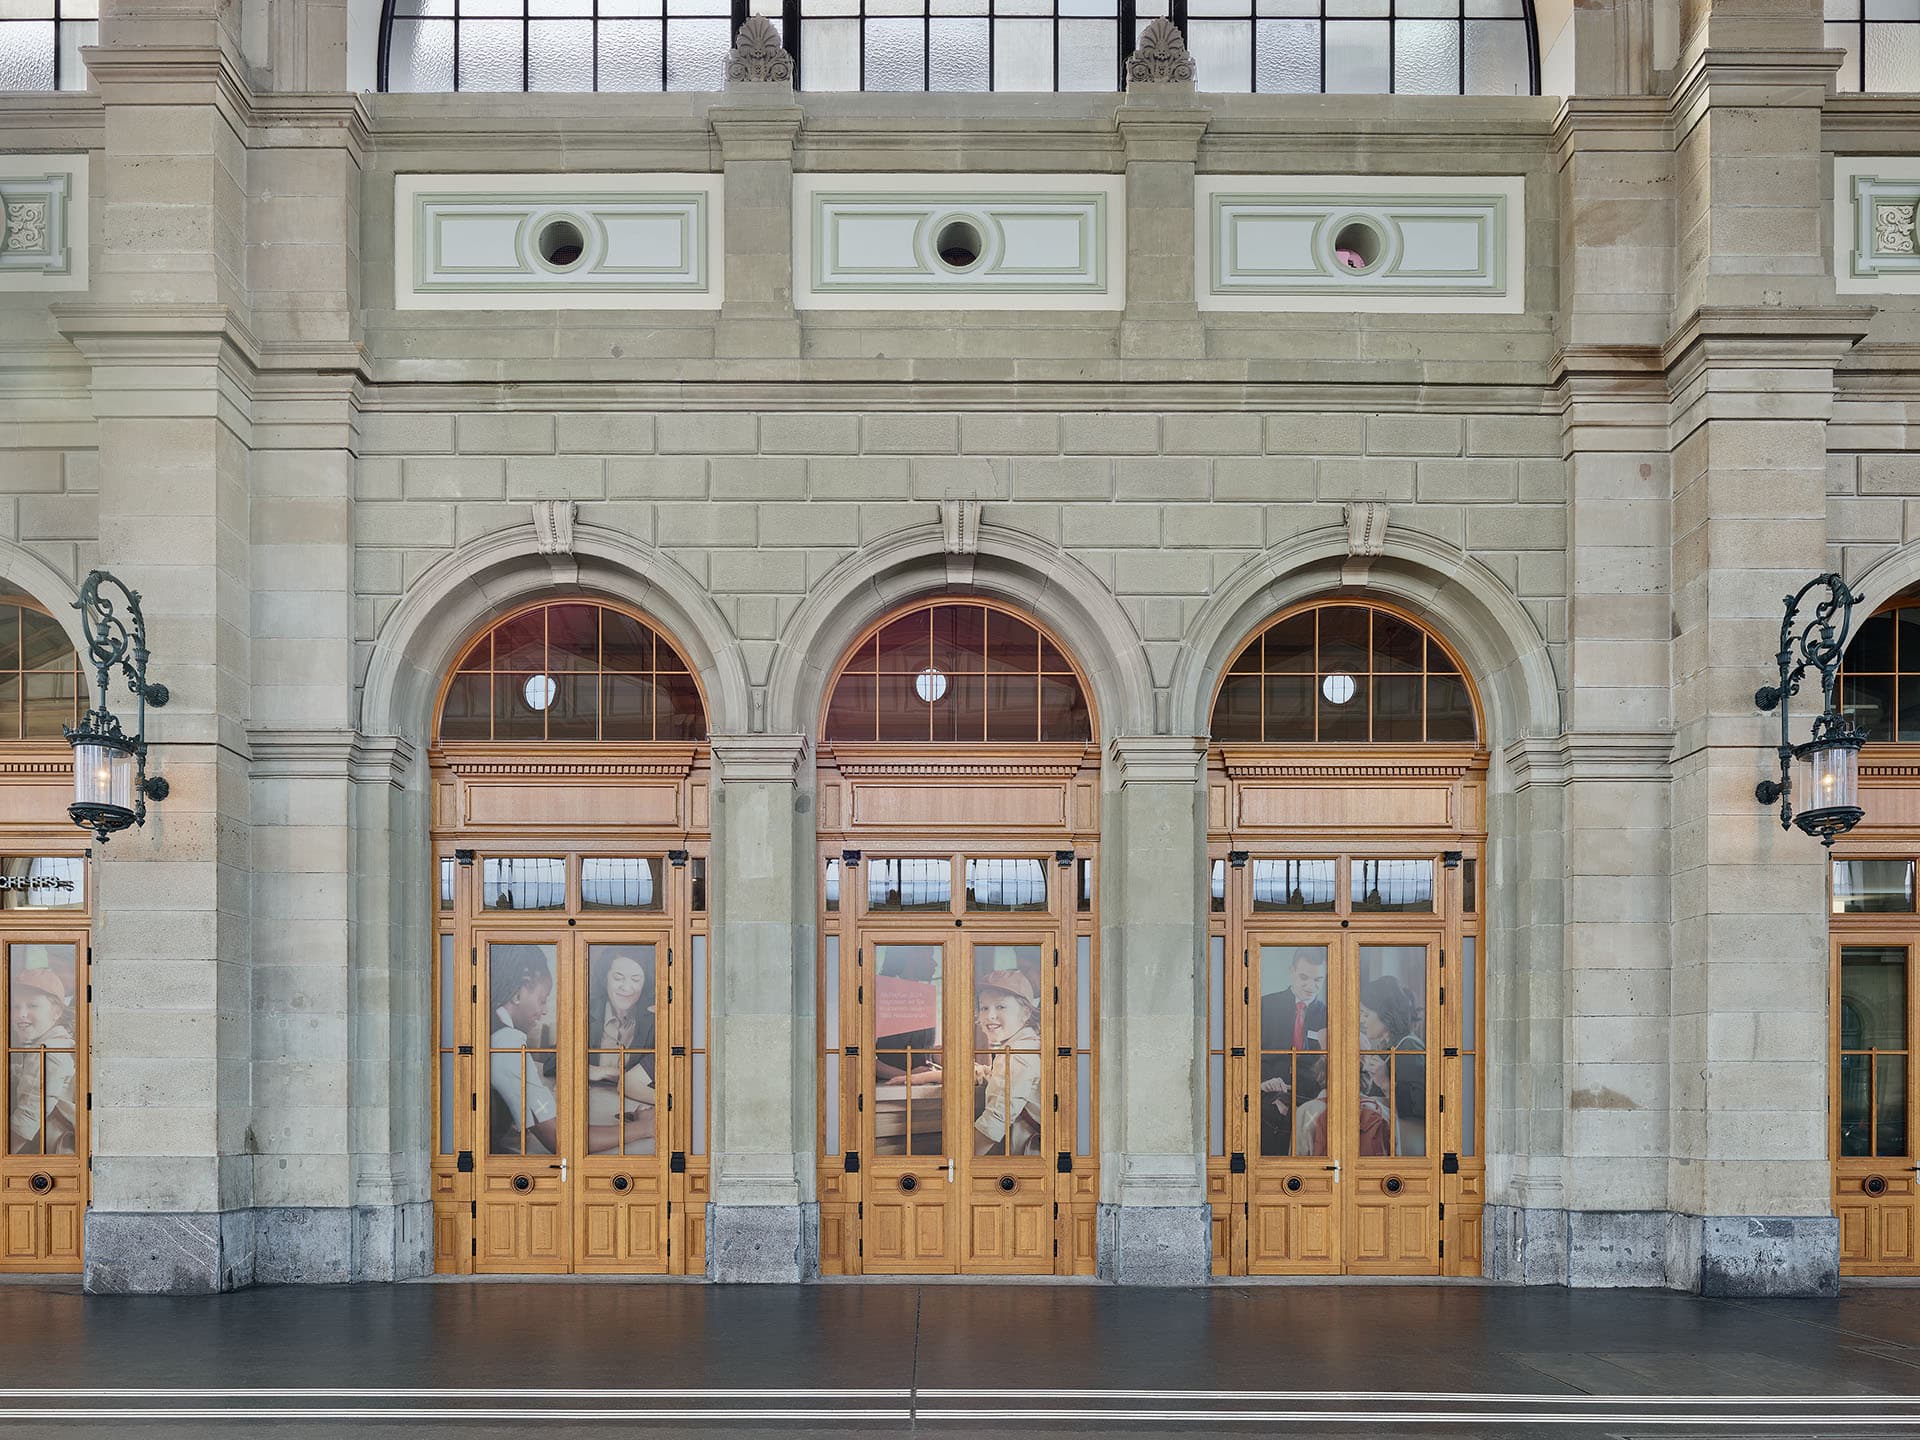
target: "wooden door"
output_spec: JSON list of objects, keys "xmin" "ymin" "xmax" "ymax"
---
[
  {"xmin": 1835, "ymin": 937, "xmax": 1919, "ymax": 1271},
  {"xmin": 959, "ymin": 935, "xmax": 1053, "ymax": 1273},
  {"xmin": 863, "ymin": 937, "xmax": 957, "ymax": 1273},
  {"xmin": 1, "ymin": 933, "xmax": 84, "ymax": 1271},
  {"xmin": 1243, "ymin": 931, "xmax": 1442, "ymax": 1275},
  {"xmin": 476, "ymin": 932, "xmax": 571, "ymax": 1273},
  {"xmin": 1247, "ymin": 937, "xmax": 1342, "ymax": 1273},
  {"xmin": 1344, "ymin": 936, "xmax": 1442, "ymax": 1275},
  {"xmin": 573, "ymin": 933, "xmax": 671, "ymax": 1273}
]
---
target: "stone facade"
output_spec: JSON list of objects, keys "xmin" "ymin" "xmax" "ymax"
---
[{"xmin": 0, "ymin": 0, "xmax": 1906, "ymax": 1295}]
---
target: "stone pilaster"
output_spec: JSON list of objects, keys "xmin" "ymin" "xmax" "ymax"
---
[
  {"xmin": 1662, "ymin": 0, "xmax": 1861, "ymax": 1298},
  {"xmin": 706, "ymin": 734, "xmax": 818, "ymax": 1281},
  {"xmin": 711, "ymin": 72, "xmax": 802, "ymax": 361},
  {"xmin": 1113, "ymin": 94, "xmax": 1208, "ymax": 362},
  {"xmin": 1096, "ymin": 735, "xmax": 1209, "ymax": 1285}
]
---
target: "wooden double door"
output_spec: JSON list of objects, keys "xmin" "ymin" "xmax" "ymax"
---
[
  {"xmin": 829, "ymin": 892, "xmax": 1095, "ymax": 1275},
  {"xmin": 443, "ymin": 916, "xmax": 706, "ymax": 1274}
]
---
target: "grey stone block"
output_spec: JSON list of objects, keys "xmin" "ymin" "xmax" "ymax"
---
[
  {"xmin": 255, "ymin": 1207, "xmax": 354, "ymax": 1285},
  {"xmin": 1483, "ymin": 1204, "xmax": 1568, "ymax": 1286},
  {"xmin": 706, "ymin": 1203, "xmax": 821, "ymax": 1283},
  {"xmin": 1696, "ymin": 1215, "xmax": 1838, "ymax": 1298},
  {"xmin": 1095, "ymin": 1204, "xmax": 1211, "ymax": 1286},
  {"xmin": 84, "ymin": 1210, "xmax": 256, "ymax": 1295},
  {"xmin": 1566, "ymin": 1210, "xmax": 1669, "ymax": 1288}
]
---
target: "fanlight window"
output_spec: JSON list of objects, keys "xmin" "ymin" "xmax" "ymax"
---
[
  {"xmin": 1839, "ymin": 601, "xmax": 1920, "ymax": 744},
  {"xmin": 0, "ymin": 600, "xmax": 86, "ymax": 742},
  {"xmin": 823, "ymin": 600, "xmax": 1092, "ymax": 744},
  {"xmin": 438, "ymin": 601, "xmax": 707, "ymax": 743},
  {"xmin": 1211, "ymin": 602, "xmax": 1477, "ymax": 744},
  {"xmin": 380, "ymin": 1, "xmax": 1537, "ymax": 94},
  {"xmin": 1828, "ymin": 1, "xmax": 1920, "ymax": 94}
]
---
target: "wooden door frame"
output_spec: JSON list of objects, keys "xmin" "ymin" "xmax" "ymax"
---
[{"xmin": 1831, "ymin": 927, "xmax": 1920, "ymax": 1273}]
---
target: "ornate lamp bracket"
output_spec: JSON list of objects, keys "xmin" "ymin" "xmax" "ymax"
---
[
  {"xmin": 1754, "ymin": 572, "xmax": 1864, "ymax": 847},
  {"xmin": 63, "ymin": 569, "xmax": 170, "ymax": 842}
]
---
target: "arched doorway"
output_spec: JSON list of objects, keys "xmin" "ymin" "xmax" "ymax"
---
[
  {"xmin": 814, "ymin": 598, "xmax": 1100, "ymax": 1275},
  {"xmin": 0, "ymin": 593, "xmax": 90, "ymax": 1272},
  {"xmin": 1205, "ymin": 599, "xmax": 1488, "ymax": 1276},
  {"xmin": 1830, "ymin": 590, "xmax": 1920, "ymax": 1272},
  {"xmin": 427, "ymin": 599, "xmax": 712, "ymax": 1275}
]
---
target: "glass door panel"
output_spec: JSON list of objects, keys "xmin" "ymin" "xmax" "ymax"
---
[
  {"xmin": 971, "ymin": 943, "xmax": 1044, "ymax": 1159},
  {"xmin": 1, "ymin": 937, "xmax": 84, "ymax": 1270},
  {"xmin": 477, "ymin": 937, "xmax": 569, "ymax": 1272},
  {"xmin": 1248, "ymin": 940, "xmax": 1339, "ymax": 1274},
  {"xmin": 1346, "ymin": 938, "xmax": 1440, "ymax": 1274},
  {"xmin": 963, "ymin": 940, "xmax": 1052, "ymax": 1273},
  {"xmin": 584, "ymin": 941, "xmax": 659, "ymax": 1156},
  {"xmin": 1836, "ymin": 942, "xmax": 1918, "ymax": 1271},
  {"xmin": 865, "ymin": 939, "xmax": 955, "ymax": 1272},
  {"xmin": 1357, "ymin": 944, "xmax": 1428, "ymax": 1160},
  {"xmin": 575, "ymin": 936, "xmax": 670, "ymax": 1273}
]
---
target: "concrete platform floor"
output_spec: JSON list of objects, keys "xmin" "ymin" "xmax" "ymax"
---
[{"xmin": 0, "ymin": 1279, "xmax": 1919, "ymax": 1436}]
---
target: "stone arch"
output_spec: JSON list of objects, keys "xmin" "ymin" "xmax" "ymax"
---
[
  {"xmin": 1845, "ymin": 541, "xmax": 1920, "ymax": 622},
  {"xmin": 0, "ymin": 538, "xmax": 86, "ymax": 659},
  {"xmin": 1169, "ymin": 525, "xmax": 1562, "ymax": 750},
  {"xmin": 764, "ymin": 522, "xmax": 1155, "ymax": 742},
  {"xmin": 359, "ymin": 520, "xmax": 751, "ymax": 746}
]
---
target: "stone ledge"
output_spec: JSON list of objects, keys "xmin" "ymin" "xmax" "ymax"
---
[
  {"xmin": 83, "ymin": 1204, "xmax": 433, "ymax": 1294},
  {"xmin": 706, "ymin": 1202, "xmax": 820, "ymax": 1284},
  {"xmin": 1095, "ymin": 1203, "xmax": 1211, "ymax": 1286}
]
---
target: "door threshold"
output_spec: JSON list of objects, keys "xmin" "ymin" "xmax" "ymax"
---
[
  {"xmin": 1222, "ymin": 1274, "xmax": 1494, "ymax": 1286},
  {"xmin": 820, "ymin": 1274, "xmax": 1104, "ymax": 1285},
  {"xmin": 407, "ymin": 1273, "xmax": 708, "ymax": 1284}
]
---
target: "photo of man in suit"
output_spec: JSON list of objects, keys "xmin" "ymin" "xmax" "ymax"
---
[{"xmin": 1259, "ymin": 947, "xmax": 1328, "ymax": 1157}]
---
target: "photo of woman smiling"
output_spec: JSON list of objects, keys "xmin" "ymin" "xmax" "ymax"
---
[{"xmin": 972, "ymin": 950, "xmax": 1043, "ymax": 1157}]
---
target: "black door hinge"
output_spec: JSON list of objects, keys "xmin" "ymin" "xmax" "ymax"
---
[
  {"xmin": 85, "ymin": 1091, "xmax": 91, "ymax": 1111},
  {"xmin": 1229, "ymin": 1151, "xmax": 1247, "ymax": 1174},
  {"xmin": 670, "ymin": 1151, "xmax": 687, "ymax": 1173},
  {"xmin": 672, "ymin": 1045, "xmax": 687, "ymax": 1057},
  {"xmin": 457, "ymin": 1150, "xmax": 474, "ymax": 1172},
  {"xmin": 845, "ymin": 1150, "xmax": 860, "ymax": 1173},
  {"xmin": 470, "ymin": 1201, "xmax": 476, "ymax": 1218},
  {"xmin": 1057, "ymin": 1151, "xmax": 1072, "ymax": 1174},
  {"xmin": 1442, "ymin": 1152, "xmax": 1459, "ymax": 1174},
  {"xmin": 457, "ymin": 1044, "xmax": 473, "ymax": 1056}
]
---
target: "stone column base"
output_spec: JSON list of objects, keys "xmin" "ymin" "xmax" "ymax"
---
[
  {"xmin": 1485, "ymin": 1207, "xmax": 1839, "ymax": 1296},
  {"xmin": 1095, "ymin": 1204, "xmax": 1211, "ymax": 1286},
  {"xmin": 83, "ymin": 1203, "xmax": 435, "ymax": 1293},
  {"xmin": 84, "ymin": 1210, "xmax": 257, "ymax": 1295},
  {"xmin": 706, "ymin": 1202, "xmax": 820, "ymax": 1283}
]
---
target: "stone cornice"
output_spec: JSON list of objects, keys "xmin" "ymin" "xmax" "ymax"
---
[
  {"xmin": 1823, "ymin": 91, "xmax": 1920, "ymax": 142},
  {"xmin": 708, "ymin": 104, "xmax": 803, "ymax": 161},
  {"xmin": 0, "ymin": 91, "xmax": 105, "ymax": 143},
  {"xmin": 1668, "ymin": 46, "xmax": 1843, "ymax": 142},
  {"xmin": 710, "ymin": 734, "xmax": 808, "ymax": 785},
  {"xmin": 50, "ymin": 304, "xmax": 368, "ymax": 384},
  {"xmin": 1549, "ymin": 96, "xmax": 1670, "ymax": 168},
  {"xmin": 1662, "ymin": 305, "xmax": 1875, "ymax": 387},
  {"xmin": 81, "ymin": 45, "xmax": 370, "ymax": 157},
  {"xmin": 1108, "ymin": 735, "xmax": 1208, "ymax": 786},
  {"xmin": 1505, "ymin": 732, "xmax": 1674, "ymax": 789},
  {"xmin": 249, "ymin": 729, "xmax": 418, "ymax": 788}
]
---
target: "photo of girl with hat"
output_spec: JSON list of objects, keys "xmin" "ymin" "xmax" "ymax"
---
[
  {"xmin": 972, "ymin": 949, "xmax": 1043, "ymax": 1157},
  {"xmin": 9, "ymin": 947, "xmax": 76, "ymax": 1156}
]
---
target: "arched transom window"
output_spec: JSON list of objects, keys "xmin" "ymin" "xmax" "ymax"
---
[
  {"xmin": 438, "ymin": 600, "xmax": 707, "ymax": 743},
  {"xmin": 0, "ymin": 599, "xmax": 86, "ymax": 741},
  {"xmin": 1211, "ymin": 601, "xmax": 1477, "ymax": 744},
  {"xmin": 823, "ymin": 600, "xmax": 1092, "ymax": 744},
  {"xmin": 380, "ymin": 2, "xmax": 1538, "ymax": 94},
  {"xmin": 1840, "ymin": 599, "xmax": 1920, "ymax": 744}
]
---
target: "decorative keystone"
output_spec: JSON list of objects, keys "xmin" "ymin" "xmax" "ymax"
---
[
  {"xmin": 1125, "ymin": 17, "xmax": 1196, "ymax": 87},
  {"xmin": 532, "ymin": 499, "xmax": 576, "ymax": 556},
  {"xmin": 940, "ymin": 498, "xmax": 981, "ymax": 556},
  {"xmin": 1345, "ymin": 501, "xmax": 1388, "ymax": 557},
  {"xmin": 726, "ymin": 16, "xmax": 794, "ymax": 84}
]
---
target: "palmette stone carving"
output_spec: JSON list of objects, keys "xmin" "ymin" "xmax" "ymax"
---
[
  {"xmin": 1125, "ymin": 18, "xmax": 1197, "ymax": 86},
  {"xmin": 726, "ymin": 17, "xmax": 793, "ymax": 84},
  {"xmin": 1877, "ymin": 201, "xmax": 1917, "ymax": 256}
]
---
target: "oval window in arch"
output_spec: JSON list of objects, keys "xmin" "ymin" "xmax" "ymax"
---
[
  {"xmin": 0, "ymin": 598, "xmax": 87, "ymax": 741},
  {"xmin": 823, "ymin": 600, "xmax": 1093, "ymax": 744},
  {"xmin": 437, "ymin": 601, "xmax": 707, "ymax": 743},
  {"xmin": 1211, "ymin": 601, "xmax": 1478, "ymax": 745}
]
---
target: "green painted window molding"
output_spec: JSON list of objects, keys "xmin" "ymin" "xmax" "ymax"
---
[
  {"xmin": 793, "ymin": 175, "xmax": 1125, "ymax": 311},
  {"xmin": 393, "ymin": 173, "xmax": 723, "ymax": 312},
  {"xmin": 1837, "ymin": 161, "xmax": 1920, "ymax": 294},
  {"xmin": 0, "ymin": 159, "xmax": 85, "ymax": 293},
  {"xmin": 1194, "ymin": 176, "xmax": 1524, "ymax": 315}
]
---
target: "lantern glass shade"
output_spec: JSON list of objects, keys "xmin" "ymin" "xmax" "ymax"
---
[
  {"xmin": 1792, "ymin": 738, "xmax": 1863, "ymax": 842},
  {"xmin": 72, "ymin": 738, "xmax": 135, "ymax": 817}
]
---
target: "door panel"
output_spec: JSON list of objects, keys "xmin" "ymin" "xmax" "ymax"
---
[
  {"xmin": 961, "ymin": 939, "xmax": 1051, "ymax": 1274},
  {"xmin": 575, "ymin": 938, "xmax": 668, "ymax": 1275},
  {"xmin": 1834, "ymin": 939, "xmax": 1919, "ymax": 1274},
  {"xmin": 1, "ymin": 936, "xmax": 85, "ymax": 1273},
  {"xmin": 1248, "ymin": 939, "xmax": 1340, "ymax": 1274},
  {"xmin": 477, "ymin": 937, "xmax": 569, "ymax": 1273},
  {"xmin": 868, "ymin": 939, "xmax": 955, "ymax": 1273}
]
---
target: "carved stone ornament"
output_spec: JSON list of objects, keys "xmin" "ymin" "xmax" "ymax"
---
[
  {"xmin": 1877, "ymin": 201, "xmax": 1917, "ymax": 257},
  {"xmin": 3, "ymin": 199, "xmax": 47, "ymax": 253},
  {"xmin": 532, "ymin": 499, "xmax": 576, "ymax": 556},
  {"xmin": 1125, "ymin": 17, "xmax": 1197, "ymax": 86},
  {"xmin": 1345, "ymin": 501, "xmax": 1388, "ymax": 557},
  {"xmin": 941, "ymin": 498, "xmax": 982, "ymax": 556},
  {"xmin": 726, "ymin": 16, "xmax": 794, "ymax": 84}
]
